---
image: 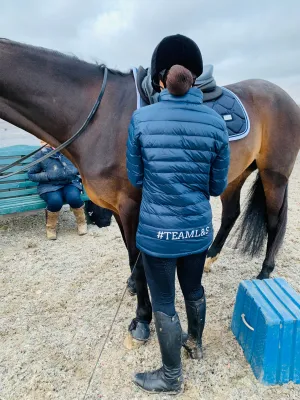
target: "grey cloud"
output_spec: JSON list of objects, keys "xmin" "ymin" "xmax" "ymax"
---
[{"xmin": 1, "ymin": 0, "xmax": 300, "ymax": 102}]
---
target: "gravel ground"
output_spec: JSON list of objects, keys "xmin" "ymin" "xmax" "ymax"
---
[{"xmin": 0, "ymin": 158, "xmax": 299, "ymax": 400}]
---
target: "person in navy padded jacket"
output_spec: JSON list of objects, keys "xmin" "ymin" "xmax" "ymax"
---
[
  {"xmin": 127, "ymin": 34, "xmax": 230, "ymax": 395},
  {"xmin": 28, "ymin": 142, "xmax": 87, "ymax": 240}
]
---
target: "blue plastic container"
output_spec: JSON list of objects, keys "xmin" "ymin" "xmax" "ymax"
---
[{"xmin": 231, "ymin": 278, "xmax": 300, "ymax": 385}]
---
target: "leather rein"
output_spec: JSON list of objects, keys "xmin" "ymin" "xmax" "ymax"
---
[{"xmin": 0, "ymin": 67, "xmax": 108, "ymax": 180}]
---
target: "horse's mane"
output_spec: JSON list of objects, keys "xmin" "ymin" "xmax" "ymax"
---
[{"xmin": 0, "ymin": 38, "xmax": 131, "ymax": 77}]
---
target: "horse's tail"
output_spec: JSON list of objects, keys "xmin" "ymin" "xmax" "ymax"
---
[
  {"xmin": 235, "ymin": 172, "xmax": 288, "ymax": 257},
  {"xmin": 235, "ymin": 173, "xmax": 268, "ymax": 256}
]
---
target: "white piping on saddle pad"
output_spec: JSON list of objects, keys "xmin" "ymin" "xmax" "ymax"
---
[
  {"xmin": 132, "ymin": 67, "xmax": 142, "ymax": 109},
  {"xmin": 132, "ymin": 67, "xmax": 250, "ymax": 142},
  {"xmin": 221, "ymin": 87, "xmax": 251, "ymax": 141}
]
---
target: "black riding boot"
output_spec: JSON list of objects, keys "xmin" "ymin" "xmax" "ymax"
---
[
  {"xmin": 182, "ymin": 292, "xmax": 206, "ymax": 359},
  {"xmin": 133, "ymin": 311, "xmax": 183, "ymax": 395}
]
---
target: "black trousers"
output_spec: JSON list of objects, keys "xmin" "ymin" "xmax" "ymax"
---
[{"xmin": 142, "ymin": 250, "xmax": 208, "ymax": 316}]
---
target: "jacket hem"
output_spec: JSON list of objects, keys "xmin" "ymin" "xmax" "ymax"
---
[{"xmin": 136, "ymin": 240, "xmax": 212, "ymax": 259}]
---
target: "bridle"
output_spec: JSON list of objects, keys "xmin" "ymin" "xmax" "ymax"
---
[{"xmin": 0, "ymin": 67, "xmax": 108, "ymax": 180}]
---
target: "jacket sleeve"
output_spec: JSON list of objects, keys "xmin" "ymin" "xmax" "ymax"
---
[
  {"xmin": 126, "ymin": 116, "xmax": 144, "ymax": 188},
  {"xmin": 47, "ymin": 170, "xmax": 75, "ymax": 182},
  {"xmin": 27, "ymin": 153, "xmax": 49, "ymax": 183},
  {"xmin": 209, "ymin": 131, "xmax": 230, "ymax": 197}
]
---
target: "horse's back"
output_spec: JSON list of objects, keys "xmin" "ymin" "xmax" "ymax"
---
[{"xmin": 226, "ymin": 79, "xmax": 299, "ymax": 111}]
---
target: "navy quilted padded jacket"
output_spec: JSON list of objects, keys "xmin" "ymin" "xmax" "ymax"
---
[
  {"xmin": 126, "ymin": 88, "xmax": 230, "ymax": 258},
  {"xmin": 28, "ymin": 147, "xmax": 82, "ymax": 195}
]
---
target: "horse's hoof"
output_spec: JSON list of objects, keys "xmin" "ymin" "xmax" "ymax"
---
[
  {"xmin": 127, "ymin": 277, "xmax": 137, "ymax": 296},
  {"xmin": 256, "ymin": 271, "xmax": 270, "ymax": 280},
  {"xmin": 127, "ymin": 286, "xmax": 137, "ymax": 296},
  {"xmin": 124, "ymin": 319, "xmax": 150, "ymax": 349},
  {"xmin": 204, "ymin": 255, "xmax": 219, "ymax": 272}
]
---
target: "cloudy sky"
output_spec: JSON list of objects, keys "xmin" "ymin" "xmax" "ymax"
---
[{"xmin": 1, "ymin": 0, "xmax": 300, "ymax": 103}]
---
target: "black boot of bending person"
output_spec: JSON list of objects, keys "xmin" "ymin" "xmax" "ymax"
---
[
  {"xmin": 133, "ymin": 312, "xmax": 184, "ymax": 394},
  {"xmin": 182, "ymin": 292, "xmax": 206, "ymax": 359}
]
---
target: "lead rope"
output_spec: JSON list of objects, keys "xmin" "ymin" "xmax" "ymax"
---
[
  {"xmin": 0, "ymin": 144, "xmax": 47, "ymax": 174},
  {"xmin": 82, "ymin": 251, "xmax": 141, "ymax": 400}
]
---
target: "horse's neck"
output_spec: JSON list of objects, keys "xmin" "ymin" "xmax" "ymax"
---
[
  {"xmin": 0, "ymin": 40, "xmax": 137, "ymax": 177},
  {"xmin": 0, "ymin": 41, "xmax": 99, "ymax": 146}
]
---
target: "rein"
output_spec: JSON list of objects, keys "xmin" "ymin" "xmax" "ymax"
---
[
  {"xmin": 0, "ymin": 67, "xmax": 108, "ymax": 181},
  {"xmin": 82, "ymin": 252, "xmax": 141, "ymax": 400},
  {"xmin": 0, "ymin": 144, "xmax": 47, "ymax": 174}
]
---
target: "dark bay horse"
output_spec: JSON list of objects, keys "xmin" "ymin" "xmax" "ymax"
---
[{"xmin": 1, "ymin": 39, "xmax": 300, "ymax": 345}]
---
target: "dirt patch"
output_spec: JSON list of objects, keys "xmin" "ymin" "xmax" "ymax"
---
[{"xmin": 0, "ymin": 158, "xmax": 299, "ymax": 400}]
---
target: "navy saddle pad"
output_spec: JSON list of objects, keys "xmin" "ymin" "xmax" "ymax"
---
[
  {"xmin": 133, "ymin": 66, "xmax": 250, "ymax": 142},
  {"xmin": 205, "ymin": 87, "xmax": 250, "ymax": 141}
]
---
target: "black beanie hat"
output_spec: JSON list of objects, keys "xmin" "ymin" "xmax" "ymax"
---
[{"xmin": 151, "ymin": 34, "xmax": 203, "ymax": 92}]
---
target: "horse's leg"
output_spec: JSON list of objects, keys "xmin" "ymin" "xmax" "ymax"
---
[
  {"xmin": 256, "ymin": 170, "xmax": 288, "ymax": 279},
  {"xmin": 113, "ymin": 212, "xmax": 127, "ymax": 247},
  {"xmin": 205, "ymin": 164, "xmax": 256, "ymax": 272},
  {"xmin": 118, "ymin": 199, "xmax": 152, "ymax": 348},
  {"xmin": 113, "ymin": 211, "xmax": 137, "ymax": 295}
]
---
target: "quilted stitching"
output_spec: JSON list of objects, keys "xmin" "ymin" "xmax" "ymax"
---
[
  {"xmin": 205, "ymin": 88, "xmax": 248, "ymax": 137},
  {"xmin": 126, "ymin": 88, "xmax": 230, "ymax": 258}
]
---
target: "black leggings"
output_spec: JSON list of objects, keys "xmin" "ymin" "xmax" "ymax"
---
[{"xmin": 142, "ymin": 250, "xmax": 208, "ymax": 316}]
